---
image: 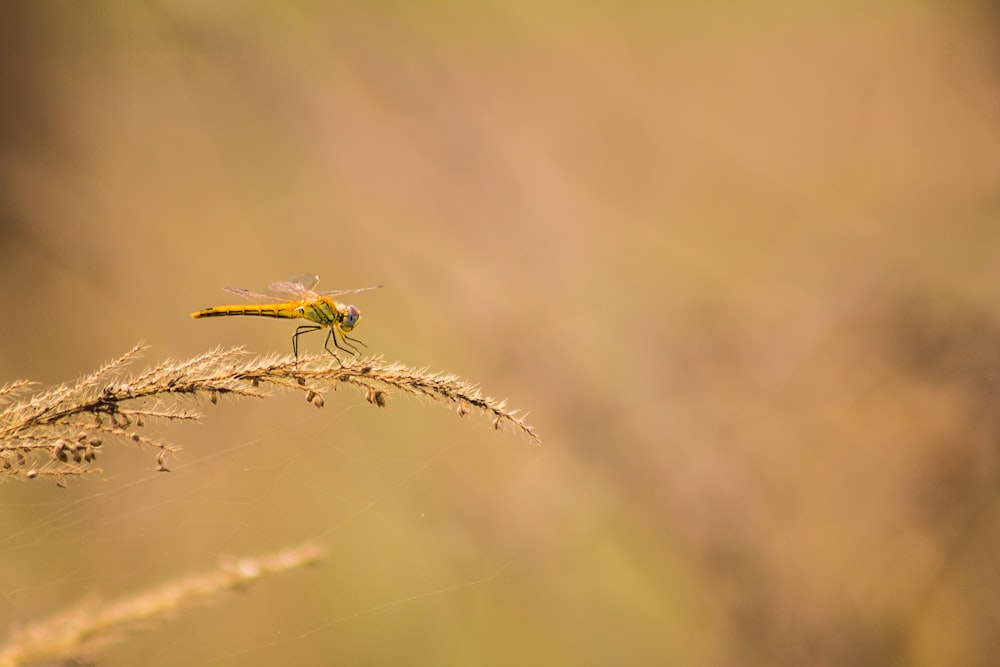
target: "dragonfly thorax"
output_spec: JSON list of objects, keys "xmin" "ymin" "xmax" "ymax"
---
[{"xmin": 305, "ymin": 298, "xmax": 338, "ymax": 325}]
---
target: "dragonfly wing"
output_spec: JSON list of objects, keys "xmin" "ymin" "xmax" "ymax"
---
[
  {"xmin": 266, "ymin": 274, "xmax": 320, "ymax": 299},
  {"xmin": 317, "ymin": 285, "xmax": 383, "ymax": 298},
  {"xmin": 223, "ymin": 286, "xmax": 274, "ymax": 301}
]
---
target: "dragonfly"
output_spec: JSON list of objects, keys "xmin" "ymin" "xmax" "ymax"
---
[{"xmin": 191, "ymin": 274, "xmax": 382, "ymax": 360}]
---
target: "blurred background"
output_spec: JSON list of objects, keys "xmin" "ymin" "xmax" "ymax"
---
[{"xmin": 2, "ymin": 1, "xmax": 1000, "ymax": 665}]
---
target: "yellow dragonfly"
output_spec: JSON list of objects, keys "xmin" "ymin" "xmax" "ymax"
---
[{"xmin": 191, "ymin": 274, "xmax": 382, "ymax": 360}]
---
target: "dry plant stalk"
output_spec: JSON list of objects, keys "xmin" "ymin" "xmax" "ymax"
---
[
  {"xmin": 0, "ymin": 542, "xmax": 325, "ymax": 667},
  {"xmin": 0, "ymin": 344, "xmax": 537, "ymax": 481}
]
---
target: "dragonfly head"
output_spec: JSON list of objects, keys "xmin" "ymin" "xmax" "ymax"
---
[{"xmin": 340, "ymin": 304, "xmax": 362, "ymax": 331}]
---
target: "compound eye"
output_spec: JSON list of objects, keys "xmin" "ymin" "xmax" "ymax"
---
[{"xmin": 343, "ymin": 304, "xmax": 360, "ymax": 329}]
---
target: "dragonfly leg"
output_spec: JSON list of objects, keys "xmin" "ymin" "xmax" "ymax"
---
[
  {"xmin": 324, "ymin": 328, "xmax": 362, "ymax": 365},
  {"xmin": 292, "ymin": 325, "xmax": 323, "ymax": 362},
  {"xmin": 343, "ymin": 334, "xmax": 368, "ymax": 350},
  {"xmin": 322, "ymin": 329, "xmax": 344, "ymax": 367}
]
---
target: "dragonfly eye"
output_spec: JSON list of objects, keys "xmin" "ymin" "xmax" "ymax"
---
[{"xmin": 342, "ymin": 304, "xmax": 361, "ymax": 330}]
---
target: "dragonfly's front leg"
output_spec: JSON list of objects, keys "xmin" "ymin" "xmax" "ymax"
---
[
  {"xmin": 343, "ymin": 334, "xmax": 367, "ymax": 354},
  {"xmin": 323, "ymin": 328, "xmax": 367, "ymax": 366}
]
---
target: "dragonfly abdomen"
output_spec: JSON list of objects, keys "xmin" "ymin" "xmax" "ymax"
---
[{"xmin": 190, "ymin": 304, "xmax": 304, "ymax": 320}]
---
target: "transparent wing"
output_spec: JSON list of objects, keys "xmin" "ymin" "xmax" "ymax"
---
[
  {"xmin": 223, "ymin": 286, "xmax": 276, "ymax": 301},
  {"xmin": 317, "ymin": 285, "xmax": 383, "ymax": 298},
  {"xmin": 220, "ymin": 276, "xmax": 377, "ymax": 302},
  {"xmin": 265, "ymin": 274, "xmax": 321, "ymax": 299}
]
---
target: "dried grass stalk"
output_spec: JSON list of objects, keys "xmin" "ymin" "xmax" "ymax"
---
[
  {"xmin": 0, "ymin": 345, "xmax": 538, "ymax": 481},
  {"xmin": 0, "ymin": 542, "xmax": 325, "ymax": 667}
]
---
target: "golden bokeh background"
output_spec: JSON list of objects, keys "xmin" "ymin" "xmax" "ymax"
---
[{"xmin": 2, "ymin": 2, "xmax": 1000, "ymax": 665}]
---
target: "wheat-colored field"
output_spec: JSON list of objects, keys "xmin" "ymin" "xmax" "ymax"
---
[{"xmin": 1, "ymin": 2, "xmax": 999, "ymax": 665}]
